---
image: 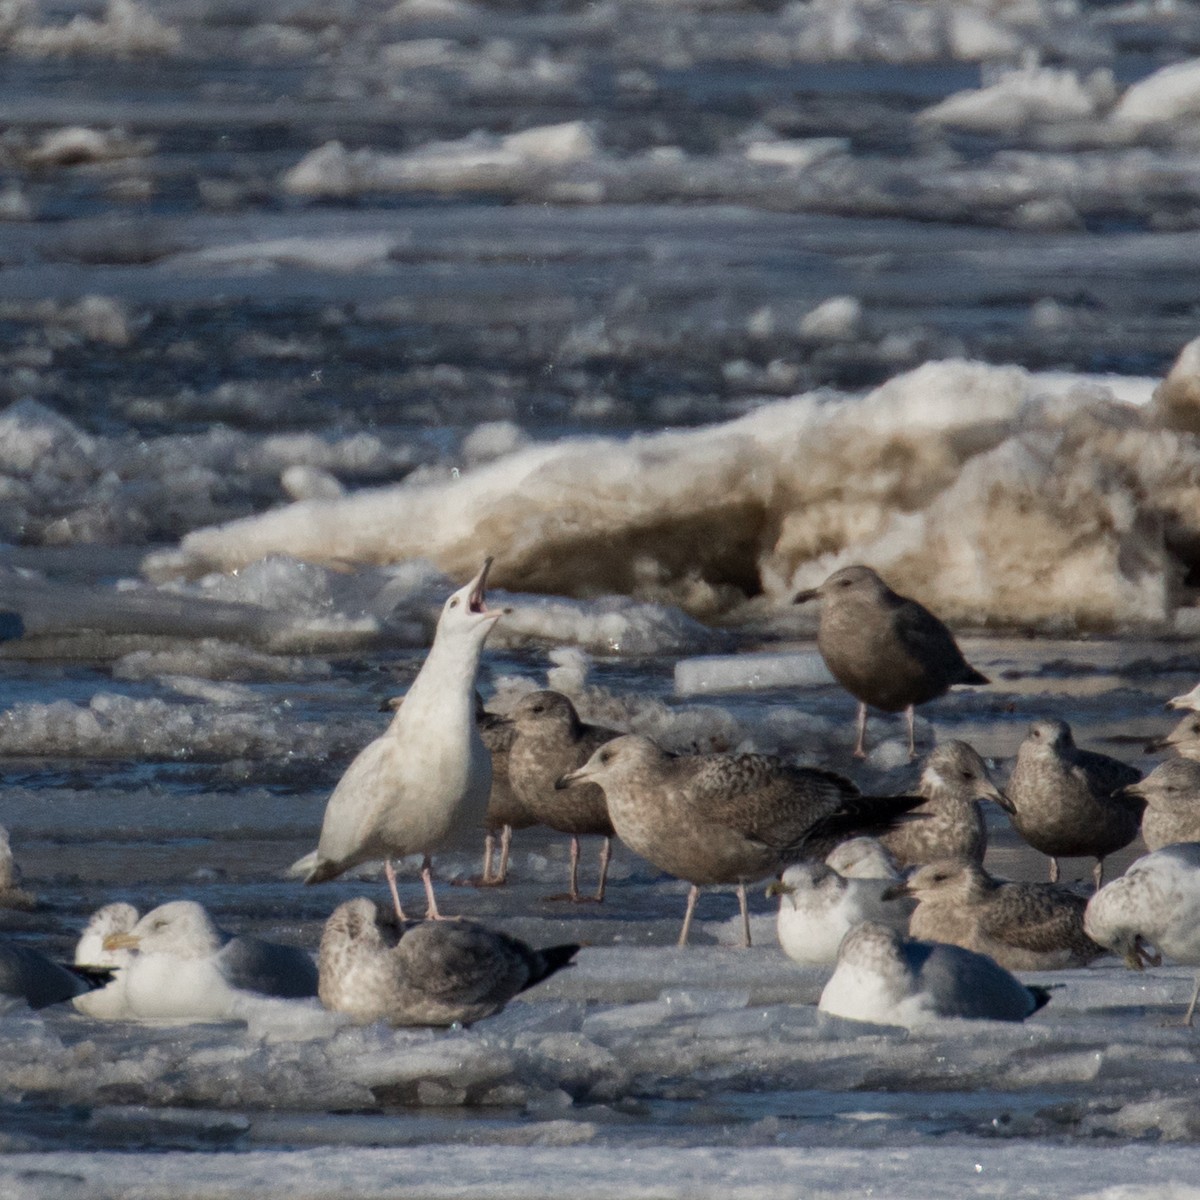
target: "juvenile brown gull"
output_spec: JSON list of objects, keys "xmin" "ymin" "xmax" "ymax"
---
[
  {"xmin": 72, "ymin": 901, "xmax": 139, "ymax": 1018},
  {"xmin": 1001, "ymin": 717, "xmax": 1143, "ymax": 887},
  {"xmin": 103, "ymin": 899, "xmax": 318, "ymax": 1020},
  {"xmin": 557, "ymin": 734, "xmax": 925, "ymax": 946},
  {"xmin": 296, "ymin": 559, "xmax": 501, "ymax": 920},
  {"xmin": 1084, "ymin": 843, "xmax": 1200, "ymax": 1025},
  {"xmin": 1119, "ymin": 759, "xmax": 1200, "ymax": 851},
  {"xmin": 1145, "ymin": 712, "xmax": 1200, "ymax": 761},
  {"xmin": 878, "ymin": 740, "xmax": 1000, "ymax": 868},
  {"xmin": 793, "ymin": 564, "xmax": 988, "ymax": 759},
  {"xmin": 899, "ymin": 858, "xmax": 1104, "ymax": 971},
  {"xmin": 818, "ymin": 920, "xmax": 1052, "ymax": 1028},
  {"xmin": 508, "ymin": 690, "xmax": 619, "ymax": 903},
  {"xmin": 768, "ymin": 861, "xmax": 913, "ymax": 966},
  {"xmin": 318, "ymin": 896, "xmax": 579, "ymax": 1026}
]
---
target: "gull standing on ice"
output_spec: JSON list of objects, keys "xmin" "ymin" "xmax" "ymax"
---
[
  {"xmin": 818, "ymin": 921, "xmax": 1051, "ymax": 1029},
  {"xmin": 877, "ymin": 740, "xmax": 1000, "ymax": 868},
  {"xmin": 793, "ymin": 565, "xmax": 988, "ymax": 759},
  {"xmin": 72, "ymin": 901, "xmax": 139, "ymax": 1018},
  {"xmin": 1119, "ymin": 758, "xmax": 1200, "ymax": 851},
  {"xmin": 900, "ymin": 859, "xmax": 1104, "ymax": 971},
  {"xmin": 557, "ymin": 734, "xmax": 925, "ymax": 946},
  {"xmin": 508, "ymin": 690, "xmax": 619, "ymax": 902},
  {"xmin": 1084, "ymin": 843, "xmax": 1200, "ymax": 1025},
  {"xmin": 102, "ymin": 899, "xmax": 318, "ymax": 1020},
  {"xmin": 297, "ymin": 559, "xmax": 502, "ymax": 919},
  {"xmin": 318, "ymin": 897, "xmax": 579, "ymax": 1026},
  {"xmin": 1001, "ymin": 717, "xmax": 1143, "ymax": 887},
  {"xmin": 768, "ymin": 861, "xmax": 913, "ymax": 966}
]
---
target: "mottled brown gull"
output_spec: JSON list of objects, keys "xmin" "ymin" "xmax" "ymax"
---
[
  {"xmin": 103, "ymin": 899, "xmax": 318, "ymax": 1020},
  {"xmin": 1001, "ymin": 717, "xmax": 1143, "ymax": 887},
  {"xmin": 1146, "ymin": 712, "xmax": 1200, "ymax": 761},
  {"xmin": 793, "ymin": 565, "xmax": 988, "ymax": 759},
  {"xmin": 878, "ymin": 740, "xmax": 1000, "ymax": 868},
  {"xmin": 557, "ymin": 734, "xmax": 924, "ymax": 946},
  {"xmin": 72, "ymin": 901, "xmax": 139, "ymax": 1018},
  {"xmin": 317, "ymin": 897, "xmax": 579, "ymax": 1026},
  {"xmin": 818, "ymin": 921, "xmax": 1051, "ymax": 1028},
  {"xmin": 899, "ymin": 858, "xmax": 1104, "ymax": 971},
  {"xmin": 296, "ymin": 559, "xmax": 501, "ymax": 920},
  {"xmin": 1084, "ymin": 843, "xmax": 1200, "ymax": 1025},
  {"xmin": 1120, "ymin": 759, "xmax": 1200, "ymax": 851},
  {"xmin": 768, "ymin": 861, "xmax": 913, "ymax": 966},
  {"xmin": 508, "ymin": 690, "xmax": 619, "ymax": 903}
]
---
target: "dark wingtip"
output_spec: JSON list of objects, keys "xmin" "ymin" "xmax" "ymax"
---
[
  {"xmin": 304, "ymin": 860, "xmax": 342, "ymax": 886},
  {"xmin": 1027, "ymin": 986, "xmax": 1053, "ymax": 1014},
  {"xmin": 66, "ymin": 963, "xmax": 116, "ymax": 990},
  {"xmin": 964, "ymin": 667, "xmax": 989, "ymax": 685},
  {"xmin": 527, "ymin": 943, "xmax": 581, "ymax": 989}
]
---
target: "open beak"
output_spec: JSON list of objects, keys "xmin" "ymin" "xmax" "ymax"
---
[
  {"xmin": 765, "ymin": 881, "xmax": 795, "ymax": 898},
  {"xmin": 467, "ymin": 556, "xmax": 495, "ymax": 616},
  {"xmin": 1126, "ymin": 935, "xmax": 1162, "ymax": 971},
  {"xmin": 103, "ymin": 932, "xmax": 140, "ymax": 952}
]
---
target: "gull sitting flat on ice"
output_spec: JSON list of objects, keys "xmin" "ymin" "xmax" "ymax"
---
[
  {"xmin": 1119, "ymin": 759, "xmax": 1200, "ymax": 852},
  {"xmin": 1001, "ymin": 718, "xmax": 1143, "ymax": 887},
  {"xmin": 900, "ymin": 859, "xmax": 1104, "ymax": 971},
  {"xmin": 508, "ymin": 690, "xmax": 619, "ymax": 903},
  {"xmin": 102, "ymin": 900, "xmax": 318, "ymax": 1020},
  {"xmin": 1146, "ymin": 712, "xmax": 1200, "ymax": 761},
  {"xmin": 768, "ymin": 861, "xmax": 913, "ymax": 966},
  {"xmin": 1084, "ymin": 842, "xmax": 1200, "ymax": 1025},
  {"xmin": 72, "ymin": 901, "xmax": 139, "ymax": 1018},
  {"xmin": 557, "ymin": 734, "xmax": 925, "ymax": 946},
  {"xmin": 318, "ymin": 897, "xmax": 579, "ymax": 1026},
  {"xmin": 0, "ymin": 940, "xmax": 114, "ymax": 1011},
  {"xmin": 297, "ymin": 559, "xmax": 502, "ymax": 920},
  {"xmin": 818, "ymin": 921, "xmax": 1052, "ymax": 1029},
  {"xmin": 878, "ymin": 740, "xmax": 1001, "ymax": 867},
  {"xmin": 793, "ymin": 565, "xmax": 988, "ymax": 759}
]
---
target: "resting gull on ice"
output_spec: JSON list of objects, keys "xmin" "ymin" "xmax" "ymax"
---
[
  {"xmin": 824, "ymin": 837, "xmax": 904, "ymax": 881},
  {"xmin": 877, "ymin": 740, "xmax": 1000, "ymax": 867},
  {"xmin": 1001, "ymin": 717, "xmax": 1142, "ymax": 887},
  {"xmin": 793, "ymin": 565, "xmax": 988, "ymax": 759},
  {"xmin": 899, "ymin": 858, "xmax": 1104, "ymax": 971},
  {"xmin": 768, "ymin": 860, "xmax": 913, "ymax": 966},
  {"xmin": 296, "ymin": 558, "xmax": 501, "ymax": 920},
  {"xmin": 318, "ymin": 897, "xmax": 579, "ymax": 1026},
  {"xmin": 72, "ymin": 901, "xmax": 139, "ymax": 1018},
  {"xmin": 1118, "ymin": 758, "xmax": 1200, "ymax": 851},
  {"xmin": 557, "ymin": 734, "xmax": 924, "ymax": 946},
  {"xmin": 818, "ymin": 921, "xmax": 1052, "ymax": 1028},
  {"xmin": 1084, "ymin": 842, "xmax": 1200, "ymax": 1025},
  {"xmin": 508, "ymin": 690, "xmax": 619, "ymax": 902},
  {"xmin": 102, "ymin": 899, "xmax": 318, "ymax": 1020}
]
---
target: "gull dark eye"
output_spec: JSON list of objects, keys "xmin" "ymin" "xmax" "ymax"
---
[{"xmin": 448, "ymin": 598, "xmax": 459, "ymax": 608}]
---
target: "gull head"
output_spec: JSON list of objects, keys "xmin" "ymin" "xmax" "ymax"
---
[
  {"xmin": 436, "ymin": 557, "xmax": 503, "ymax": 643},
  {"xmin": 556, "ymin": 733, "xmax": 666, "ymax": 791},
  {"xmin": 793, "ymin": 564, "xmax": 890, "ymax": 606},
  {"xmin": 103, "ymin": 899, "xmax": 226, "ymax": 958}
]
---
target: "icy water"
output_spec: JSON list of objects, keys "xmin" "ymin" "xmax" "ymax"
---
[{"xmin": 5, "ymin": 0, "xmax": 1200, "ymax": 1195}]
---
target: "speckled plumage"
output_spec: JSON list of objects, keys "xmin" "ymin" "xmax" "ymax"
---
[
  {"xmin": 818, "ymin": 920, "xmax": 1051, "ymax": 1028},
  {"xmin": 558, "ymin": 734, "xmax": 924, "ymax": 945},
  {"xmin": 1003, "ymin": 718, "xmax": 1143, "ymax": 887},
  {"xmin": 794, "ymin": 565, "xmax": 988, "ymax": 757},
  {"xmin": 879, "ymin": 740, "xmax": 999, "ymax": 867},
  {"xmin": 1122, "ymin": 758, "xmax": 1200, "ymax": 852},
  {"xmin": 508, "ymin": 690, "xmax": 619, "ymax": 901},
  {"xmin": 1085, "ymin": 843, "xmax": 1200, "ymax": 1024},
  {"xmin": 903, "ymin": 859, "xmax": 1104, "ymax": 971},
  {"xmin": 317, "ymin": 897, "xmax": 578, "ymax": 1027}
]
